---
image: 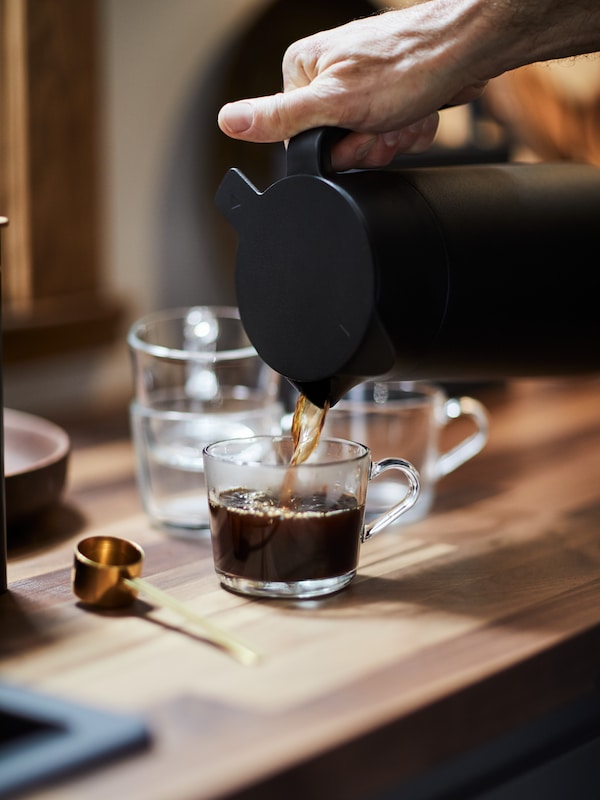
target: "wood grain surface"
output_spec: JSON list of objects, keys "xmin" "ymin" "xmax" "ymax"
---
[{"xmin": 2, "ymin": 378, "xmax": 600, "ymax": 800}]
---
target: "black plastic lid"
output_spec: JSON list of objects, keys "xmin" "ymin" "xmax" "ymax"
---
[{"xmin": 215, "ymin": 129, "xmax": 393, "ymax": 404}]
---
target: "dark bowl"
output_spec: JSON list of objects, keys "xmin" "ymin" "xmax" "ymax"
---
[{"xmin": 4, "ymin": 408, "xmax": 70, "ymax": 526}]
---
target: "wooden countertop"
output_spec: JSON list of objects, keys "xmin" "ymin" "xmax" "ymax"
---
[{"xmin": 2, "ymin": 377, "xmax": 600, "ymax": 799}]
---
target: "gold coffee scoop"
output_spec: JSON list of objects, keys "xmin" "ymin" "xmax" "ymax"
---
[{"xmin": 72, "ymin": 536, "xmax": 261, "ymax": 666}]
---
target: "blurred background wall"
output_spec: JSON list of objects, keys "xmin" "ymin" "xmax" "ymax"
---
[
  {"xmin": 1, "ymin": 0, "xmax": 598, "ymax": 422},
  {"xmin": 2, "ymin": 0, "xmax": 379, "ymax": 419}
]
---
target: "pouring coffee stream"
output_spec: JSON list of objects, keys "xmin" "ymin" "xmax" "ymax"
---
[
  {"xmin": 279, "ymin": 393, "xmax": 330, "ymax": 506},
  {"xmin": 290, "ymin": 395, "xmax": 329, "ymax": 465},
  {"xmin": 216, "ymin": 127, "xmax": 600, "ymax": 407}
]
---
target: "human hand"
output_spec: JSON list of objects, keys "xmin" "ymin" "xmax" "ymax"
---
[{"xmin": 218, "ymin": 5, "xmax": 488, "ymax": 170}]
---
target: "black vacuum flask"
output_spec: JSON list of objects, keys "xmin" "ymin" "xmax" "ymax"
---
[{"xmin": 216, "ymin": 127, "xmax": 600, "ymax": 407}]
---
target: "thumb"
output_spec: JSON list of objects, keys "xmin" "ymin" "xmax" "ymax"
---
[{"xmin": 217, "ymin": 89, "xmax": 331, "ymax": 143}]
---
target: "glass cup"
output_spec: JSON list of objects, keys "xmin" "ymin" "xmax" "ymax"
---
[
  {"xmin": 322, "ymin": 381, "xmax": 489, "ymax": 524},
  {"xmin": 203, "ymin": 435, "xmax": 420, "ymax": 599},
  {"xmin": 128, "ymin": 307, "xmax": 282, "ymax": 536}
]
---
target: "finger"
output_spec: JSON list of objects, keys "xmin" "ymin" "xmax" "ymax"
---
[
  {"xmin": 331, "ymin": 114, "xmax": 439, "ymax": 171},
  {"xmin": 217, "ymin": 86, "xmax": 337, "ymax": 143},
  {"xmin": 217, "ymin": 101, "xmax": 258, "ymax": 139},
  {"xmin": 399, "ymin": 112, "xmax": 440, "ymax": 153}
]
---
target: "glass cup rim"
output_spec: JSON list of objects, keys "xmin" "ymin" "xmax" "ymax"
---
[
  {"xmin": 336, "ymin": 380, "xmax": 444, "ymax": 409},
  {"xmin": 203, "ymin": 435, "xmax": 369, "ymax": 468},
  {"xmin": 127, "ymin": 305, "xmax": 258, "ymax": 362}
]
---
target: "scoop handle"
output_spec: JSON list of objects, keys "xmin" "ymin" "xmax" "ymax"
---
[{"xmin": 122, "ymin": 576, "xmax": 261, "ymax": 666}]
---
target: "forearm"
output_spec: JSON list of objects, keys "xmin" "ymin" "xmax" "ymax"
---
[{"xmin": 447, "ymin": 0, "xmax": 600, "ymax": 78}]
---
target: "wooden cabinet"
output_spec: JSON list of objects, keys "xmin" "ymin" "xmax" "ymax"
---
[{"xmin": 0, "ymin": 0, "xmax": 123, "ymax": 362}]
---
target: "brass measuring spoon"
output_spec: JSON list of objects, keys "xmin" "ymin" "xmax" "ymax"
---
[{"xmin": 72, "ymin": 536, "xmax": 261, "ymax": 666}]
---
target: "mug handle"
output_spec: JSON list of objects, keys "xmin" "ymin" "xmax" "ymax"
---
[
  {"xmin": 435, "ymin": 396, "xmax": 489, "ymax": 479},
  {"xmin": 362, "ymin": 459, "xmax": 420, "ymax": 542}
]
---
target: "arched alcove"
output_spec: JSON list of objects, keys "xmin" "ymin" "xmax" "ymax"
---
[{"xmin": 157, "ymin": 0, "xmax": 377, "ymax": 309}]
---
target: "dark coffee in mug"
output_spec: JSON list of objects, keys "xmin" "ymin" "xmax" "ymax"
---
[
  {"xmin": 203, "ymin": 435, "xmax": 420, "ymax": 598},
  {"xmin": 208, "ymin": 488, "xmax": 364, "ymax": 583}
]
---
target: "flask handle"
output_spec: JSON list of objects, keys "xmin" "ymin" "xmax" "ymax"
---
[{"xmin": 286, "ymin": 127, "xmax": 349, "ymax": 178}]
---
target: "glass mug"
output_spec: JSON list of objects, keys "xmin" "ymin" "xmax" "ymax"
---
[
  {"xmin": 128, "ymin": 306, "xmax": 282, "ymax": 535},
  {"xmin": 203, "ymin": 436, "xmax": 420, "ymax": 599},
  {"xmin": 322, "ymin": 381, "xmax": 489, "ymax": 524}
]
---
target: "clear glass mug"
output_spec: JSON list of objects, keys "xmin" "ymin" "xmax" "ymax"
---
[
  {"xmin": 322, "ymin": 381, "xmax": 489, "ymax": 524},
  {"xmin": 203, "ymin": 435, "xmax": 420, "ymax": 599},
  {"xmin": 128, "ymin": 307, "xmax": 282, "ymax": 535}
]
